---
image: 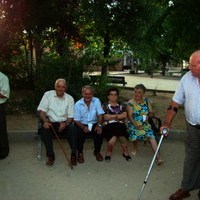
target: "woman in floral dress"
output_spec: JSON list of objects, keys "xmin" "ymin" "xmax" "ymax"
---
[{"xmin": 127, "ymin": 84, "xmax": 163, "ymax": 165}]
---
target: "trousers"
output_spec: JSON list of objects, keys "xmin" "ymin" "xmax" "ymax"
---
[
  {"xmin": 0, "ymin": 103, "xmax": 9, "ymax": 159},
  {"xmin": 181, "ymin": 122, "xmax": 200, "ymax": 191},
  {"xmin": 75, "ymin": 124, "xmax": 103, "ymax": 154},
  {"xmin": 40, "ymin": 123, "xmax": 77, "ymax": 158}
]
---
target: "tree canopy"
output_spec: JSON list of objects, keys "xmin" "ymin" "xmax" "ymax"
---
[{"xmin": 0, "ymin": 0, "xmax": 200, "ymax": 86}]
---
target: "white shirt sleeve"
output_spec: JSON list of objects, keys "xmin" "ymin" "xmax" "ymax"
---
[
  {"xmin": 37, "ymin": 92, "xmax": 49, "ymax": 112},
  {"xmin": 0, "ymin": 75, "xmax": 10, "ymax": 98},
  {"xmin": 67, "ymin": 95, "xmax": 74, "ymax": 118}
]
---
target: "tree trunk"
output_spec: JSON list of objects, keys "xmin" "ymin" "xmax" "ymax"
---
[{"xmin": 101, "ymin": 31, "xmax": 111, "ymax": 76}]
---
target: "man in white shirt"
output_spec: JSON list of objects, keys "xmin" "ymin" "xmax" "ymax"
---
[
  {"xmin": 37, "ymin": 78, "xmax": 76, "ymax": 166},
  {"xmin": 161, "ymin": 50, "xmax": 200, "ymax": 200},
  {"xmin": 0, "ymin": 71, "xmax": 10, "ymax": 159}
]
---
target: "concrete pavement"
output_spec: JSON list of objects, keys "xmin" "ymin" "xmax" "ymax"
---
[
  {"xmin": 90, "ymin": 71, "xmax": 181, "ymax": 92},
  {"xmin": 108, "ymin": 71, "xmax": 181, "ymax": 92}
]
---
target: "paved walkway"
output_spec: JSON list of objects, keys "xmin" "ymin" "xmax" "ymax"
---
[
  {"xmin": 1, "ymin": 131, "xmax": 199, "ymax": 200},
  {"xmin": 104, "ymin": 71, "xmax": 181, "ymax": 92},
  {"xmin": 90, "ymin": 71, "xmax": 181, "ymax": 92}
]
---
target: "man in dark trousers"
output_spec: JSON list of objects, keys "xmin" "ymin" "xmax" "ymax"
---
[
  {"xmin": 37, "ymin": 78, "xmax": 77, "ymax": 166},
  {"xmin": 0, "ymin": 71, "xmax": 10, "ymax": 159},
  {"xmin": 161, "ymin": 50, "xmax": 200, "ymax": 200}
]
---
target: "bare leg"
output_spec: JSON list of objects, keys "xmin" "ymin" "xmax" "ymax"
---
[
  {"xmin": 131, "ymin": 141, "xmax": 138, "ymax": 156},
  {"xmin": 105, "ymin": 136, "xmax": 117, "ymax": 156},
  {"xmin": 149, "ymin": 138, "xmax": 164, "ymax": 165},
  {"xmin": 119, "ymin": 136, "xmax": 129, "ymax": 156}
]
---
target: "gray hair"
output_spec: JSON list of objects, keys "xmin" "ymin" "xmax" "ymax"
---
[
  {"xmin": 134, "ymin": 84, "xmax": 146, "ymax": 93},
  {"xmin": 54, "ymin": 78, "xmax": 67, "ymax": 87},
  {"xmin": 81, "ymin": 85, "xmax": 95, "ymax": 94}
]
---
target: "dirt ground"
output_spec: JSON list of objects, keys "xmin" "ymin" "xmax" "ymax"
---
[
  {"xmin": 1, "ymin": 132, "xmax": 199, "ymax": 200},
  {"xmin": 2, "ymin": 90, "xmax": 195, "ymax": 200}
]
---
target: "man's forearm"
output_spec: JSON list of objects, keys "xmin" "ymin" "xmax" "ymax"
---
[
  {"xmin": 97, "ymin": 114, "xmax": 103, "ymax": 125},
  {"xmin": 65, "ymin": 118, "xmax": 73, "ymax": 126},
  {"xmin": 163, "ymin": 101, "xmax": 180, "ymax": 127},
  {"xmin": 39, "ymin": 111, "xmax": 49, "ymax": 123}
]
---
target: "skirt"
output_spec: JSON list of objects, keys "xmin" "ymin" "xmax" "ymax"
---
[{"xmin": 103, "ymin": 122, "xmax": 128, "ymax": 141}]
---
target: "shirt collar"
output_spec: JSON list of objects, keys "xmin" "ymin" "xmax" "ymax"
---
[
  {"xmin": 53, "ymin": 90, "xmax": 66, "ymax": 99},
  {"xmin": 80, "ymin": 97, "xmax": 95, "ymax": 104}
]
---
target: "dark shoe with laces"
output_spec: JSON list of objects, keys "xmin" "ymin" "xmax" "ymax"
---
[
  {"xmin": 77, "ymin": 153, "xmax": 84, "ymax": 163},
  {"xmin": 105, "ymin": 156, "xmax": 111, "ymax": 162},
  {"xmin": 123, "ymin": 154, "xmax": 132, "ymax": 161},
  {"xmin": 70, "ymin": 155, "xmax": 77, "ymax": 166},
  {"xmin": 169, "ymin": 189, "xmax": 190, "ymax": 200},
  {"xmin": 94, "ymin": 152, "xmax": 103, "ymax": 162},
  {"xmin": 46, "ymin": 156, "xmax": 55, "ymax": 166}
]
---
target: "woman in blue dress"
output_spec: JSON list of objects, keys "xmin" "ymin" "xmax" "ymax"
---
[{"xmin": 127, "ymin": 84, "xmax": 163, "ymax": 165}]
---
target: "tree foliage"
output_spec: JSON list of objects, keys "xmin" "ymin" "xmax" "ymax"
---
[{"xmin": 1, "ymin": 0, "xmax": 200, "ymax": 110}]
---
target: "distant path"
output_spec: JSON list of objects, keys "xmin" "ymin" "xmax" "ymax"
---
[
  {"xmin": 124, "ymin": 73, "xmax": 180, "ymax": 92},
  {"xmin": 90, "ymin": 71, "xmax": 181, "ymax": 92}
]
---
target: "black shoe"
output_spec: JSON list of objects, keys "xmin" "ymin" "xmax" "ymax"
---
[
  {"xmin": 70, "ymin": 155, "xmax": 77, "ymax": 166},
  {"xmin": 46, "ymin": 156, "xmax": 55, "ymax": 166},
  {"xmin": 123, "ymin": 154, "xmax": 132, "ymax": 161},
  {"xmin": 94, "ymin": 152, "xmax": 103, "ymax": 162},
  {"xmin": 105, "ymin": 156, "xmax": 111, "ymax": 162},
  {"xmin": 77, "ymin": 153, "xmax": 84, "ymax": 163}
]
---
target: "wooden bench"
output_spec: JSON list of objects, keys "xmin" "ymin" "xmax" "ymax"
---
[{"xmin": 90, "ymin": 75, "xmax": 127, "ymax": 86}]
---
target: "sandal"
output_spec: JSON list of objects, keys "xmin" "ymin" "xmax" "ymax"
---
[
  {"xmin": 123, "ymin": 154, "xmax": 132, "ymax": 161},
  {"xmin": 157, "ymin": 159, "xmax": 164, "ymax": 166}
]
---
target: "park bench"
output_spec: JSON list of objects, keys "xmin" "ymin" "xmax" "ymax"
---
[{"xmin": 89, "ymin": 75, "xmax": 127, "ymax": 86}]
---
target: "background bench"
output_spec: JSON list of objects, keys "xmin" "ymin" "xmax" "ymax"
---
[{"xmin": 90, "ymin": 75, "xmax": 127, "ymax": 86}]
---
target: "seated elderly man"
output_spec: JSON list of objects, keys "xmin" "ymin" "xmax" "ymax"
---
[
  {"xmin": 74, "ymin": 85, "xmax": 105, "ymax": 164},
  {"xmin": 37, "ymin": 78, "xmax": 77, "ymax": 166}
]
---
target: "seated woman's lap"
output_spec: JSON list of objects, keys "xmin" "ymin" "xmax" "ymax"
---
[{"xmin": 103, "ymin": 122, "xmax": 127, "ymax": 141}]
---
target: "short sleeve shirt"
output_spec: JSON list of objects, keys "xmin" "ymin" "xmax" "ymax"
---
[
  {"xmin": 37, "ymin": 90, "xmax": 74, "ymax": 122},
  {"xmin": 172, "ymin": 71, "xmax": 200, "ymax": 125},
  {"xmin": 74, "ymin": 97, "xmax": 104, "ymax": 124},
  {"xmin": 0, "ymin": 72, "xmax": 10, "ymax": 104}
]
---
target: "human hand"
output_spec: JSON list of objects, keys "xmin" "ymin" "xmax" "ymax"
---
[
  {"xmin": 83, "ymin": 126, "xmax": 89, "ymax": 133},
  {"xmin": 95, "ymin": 126, "xmax": 102, "ymax": 134},
  {"xmin": 160, "ymin": 125, "xmax": 170, "ymax": 137},
  {"xmin": 58, "ymin": 122, "xmax": 66, "ymax": 132},
  {"xmin": 43, "ymin": 121, "xmax": 52, "ymax": 129}
]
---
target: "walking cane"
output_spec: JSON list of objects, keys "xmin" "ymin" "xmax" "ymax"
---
[
  {"xmin": 51, "ymin": 126, "xmax": 73, "ymax": 169},
  {"xmin": 137, "ymin": 128, "xmax": 168, "ymax": 200}
]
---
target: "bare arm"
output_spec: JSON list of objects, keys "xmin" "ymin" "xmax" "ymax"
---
[
  {"xmin": 127, "ymin": 105, "xmax": 141, "ymax": 129},
  {"xmin": 160, "ymin": 100, "xmax": 181, "ymax": 135},
  {"xmin": 103, "ymin": 112, "xmax": 127, "ymax": 121},
  {"xmin": 95, "ymin": 114, "xmax": 103, "ymax": 134},
  {"xmin": 39, "ymin": 110, "xmax": 51, "ymax": 129},
  {"xmin": 147, "ymin": 101, "xmax": 154, "ymax": 118}
]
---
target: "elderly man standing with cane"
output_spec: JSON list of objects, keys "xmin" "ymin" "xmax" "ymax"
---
[
  {"xmin": 161, "ymin": 50, "xmax": 200, "ymax": 200},
  {"xmin": 37, "ymin": 78, "xmax": 77, "ymax": 167}
]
